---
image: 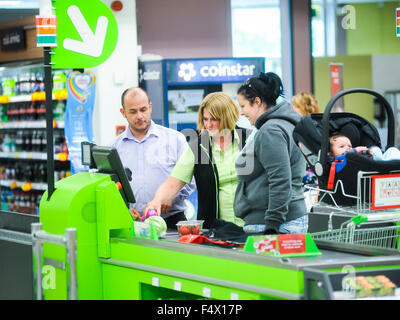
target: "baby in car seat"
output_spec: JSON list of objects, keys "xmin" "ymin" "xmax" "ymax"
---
[{"xmin": 329, "ymin": 133, "xmax": 400, "ymax": 161}]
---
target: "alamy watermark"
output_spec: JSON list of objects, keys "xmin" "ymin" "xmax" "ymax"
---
[
  {"xmin": 341, "ymin": 5, "xmax": 356, "ymax": 30},
  {"xmin": 341, "ymin": 264, "xmax": 356, "ymax": 297},
  {"xmin": 42, "ymin": 265, "xmax": 56, "ymax": 290}
]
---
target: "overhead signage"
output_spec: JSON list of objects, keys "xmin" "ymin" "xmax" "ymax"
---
[
  {"xmin": 51, "ymin": 0, "xmax": 118, "ymax": 69},
  {"xmin": 36, "ymin": 16, "xmax": 57, "ymax": 47},
  {"xmin": 166, "ymin": 58, "xmax": 265, "ymax": 84},
  {"xmin": 397, "ymin": 8, "xmax": 400, "ymax": 37},
  {"xmin": 0, "ymin": 27, "xmax": 26, "ymax": 51},
  {"xmin": 139, "ymin": 60, "xmax": 165, "ymax": 125}
]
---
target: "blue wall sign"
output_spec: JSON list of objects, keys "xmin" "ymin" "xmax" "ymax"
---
[
  {"xmin": 139, "ymin": 60, "xmax": 165, "ymax": 125},
  {"xmin": 165, "ymin": 57, "xmax": 265, "ymax": 84},
  {"xmin": 65, "ymin": 71, "xmax": 96, "ymax": 174}
]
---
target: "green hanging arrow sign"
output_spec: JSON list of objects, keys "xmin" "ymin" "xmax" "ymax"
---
[{"xmin": 51, "ymin": 0, "xmax": 118, "ymax": 69}]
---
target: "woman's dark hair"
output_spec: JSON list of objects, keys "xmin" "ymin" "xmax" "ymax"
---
[{"xmin": 237, "ymin": 72, "xmax": 284, "ymax": 107}]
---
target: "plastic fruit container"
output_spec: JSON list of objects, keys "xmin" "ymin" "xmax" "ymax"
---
[{"xmin": 176, "ymin": 220, "xmax": 204, "ymax": 236}]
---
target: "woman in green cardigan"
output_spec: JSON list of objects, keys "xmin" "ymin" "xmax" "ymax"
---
[{"xmin": 144, "ymin": 91, "xmax": 251, "ymax": 228}]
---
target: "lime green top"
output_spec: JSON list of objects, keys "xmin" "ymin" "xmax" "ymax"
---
[{"xmin": 171, "ymin": 131, "xmax": 244, "ymax": 227}]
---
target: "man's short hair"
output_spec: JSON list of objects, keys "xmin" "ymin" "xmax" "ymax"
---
[{"xmin": 121, "ymin": 87, "xmax": 149, "ymax": 108}]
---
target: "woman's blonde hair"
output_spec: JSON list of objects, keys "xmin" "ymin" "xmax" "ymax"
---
[
  {"xmin": 292, "ymin": 92, "xmax": 320, "ymax": 116},
  {"xmin": 197, "ymin": 92, "xmax": 239, "ymax": 132}
]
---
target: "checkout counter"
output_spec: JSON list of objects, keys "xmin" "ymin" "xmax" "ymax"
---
[
  {"xmin": 4, "ymin": 144, "xmax": 400, "ymax": 300},
  {"xmin": 0, "ymin": 211, "xmax": 38, "ymax": 299}
]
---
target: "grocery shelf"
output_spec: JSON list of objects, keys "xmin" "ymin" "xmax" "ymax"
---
[
  {"xmin": 0, "ymin": 120, "xmax": 64, "ymax": 129},
  {"xmin": 0, "ymin": 179, "xmax": 47, "ymax": 191},
  {"xmin": 0, "ymin": 151, "xmax": 68, "ymax": 161},
  {"xmin": 0, "ymin": 92, "xmax": 67, "ymax": 104}
]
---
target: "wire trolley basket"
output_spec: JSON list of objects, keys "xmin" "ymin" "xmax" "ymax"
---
[
  {"xmin": 305, "ymin": 170, "xmax": 400, "ymax": 215},
  {"xmin": 311, "ymin": 213, "xmax": 400, "ymax": 250}
]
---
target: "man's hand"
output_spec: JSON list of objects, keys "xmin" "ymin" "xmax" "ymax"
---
[
  {"xmin": 130, "ymin": 208, "xmax": 142, "ymax": 220},
  {"xmin": 160, "ymin": 199, "xmax": 173, "ymax": 213},
  {"xmin": 144, "ymin": 201, "xmax": 161, "ymax": 217}
]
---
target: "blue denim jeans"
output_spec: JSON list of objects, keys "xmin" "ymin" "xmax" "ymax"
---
[
  {"xmin": 243, "ymin": 215, "xmax": 309, "ymax": 234},
  {"xmin": 278, "ymin": 214, "xmax": 308, "ymax": 234}
]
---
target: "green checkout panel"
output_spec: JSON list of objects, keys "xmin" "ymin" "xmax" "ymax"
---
[{"xmin": 23, "ymin": 145, "xmax": 400, "ymax": 300}]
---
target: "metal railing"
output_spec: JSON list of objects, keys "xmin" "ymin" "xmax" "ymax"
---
[{"xmin": 31, "ymin": 223, "xmax": 77, "ymax": 300}]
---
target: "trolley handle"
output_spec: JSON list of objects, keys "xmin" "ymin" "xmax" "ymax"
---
[{"xmin": 351, "ymin": 212, "xmax": 400, "ymax": 226}]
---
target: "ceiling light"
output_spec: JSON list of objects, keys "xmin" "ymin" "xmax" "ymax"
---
[
  {"xmin": 1, "ymin": 1, "xmax": 22, "ymax": 5},
  {"xmin": 0, "ymin": 0, "xmax": 40, "ymax": 9}
]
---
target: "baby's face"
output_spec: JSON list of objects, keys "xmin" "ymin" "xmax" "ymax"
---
[{"xmin": 330, "ymin": 136, "xmax": 352, "ymax": 158}]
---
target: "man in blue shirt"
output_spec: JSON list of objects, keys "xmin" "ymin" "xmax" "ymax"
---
[{"xmin": 110, "ymin": 87, "xmax": 194, "ymax": 228}]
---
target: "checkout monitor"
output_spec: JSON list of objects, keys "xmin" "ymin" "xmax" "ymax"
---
[{"xmin": 83, "ymin": 144, "xmax": 136, "ymax": 207}]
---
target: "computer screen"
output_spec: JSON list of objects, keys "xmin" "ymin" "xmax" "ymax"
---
[
  {"xmin": 81, "ymin": 141, "xmax": 96, "ymax": 168},
  {"xmin": 90, "ymin": 145, "xmax": 136, "ymax": 207}
]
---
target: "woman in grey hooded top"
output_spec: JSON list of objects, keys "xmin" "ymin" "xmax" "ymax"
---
[{"xmin": 234, "ymin": 72, "xmax": 308, "ymax": 234}]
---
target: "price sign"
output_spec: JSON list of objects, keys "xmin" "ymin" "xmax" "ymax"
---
[{"xmin": 371, "ymin": 174, "xmax": 400, "ymax": 210}]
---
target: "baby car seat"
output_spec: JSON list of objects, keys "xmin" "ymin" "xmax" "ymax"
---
[{"xmin": 293, "ymin": 88, "xmax": 400, "ymax": 207}]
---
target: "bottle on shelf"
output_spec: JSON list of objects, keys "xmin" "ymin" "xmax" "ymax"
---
[
  {"xmin": 7, "ymin": 189, "xmax": 15, "ymax": 211},
  {"xmin": 26, "ymin": 101, "xmax": 35, "ymax": 121},
  {"xmin": 30, "ymin": 73, "xmax": 38, "ymax": 93},
  {"xmin": 31, "ymin": 162, "xmax": 38, "ymax": 182},
  {"xmin": 14, "ymin": 161, "xmax": 23, "ymax": 180},
  {"xmin": 18, "ymin": 73, "xmax": 31, "ymax": 95},
  {"xmin": 1, "ymin": 188, "xmax": 8, "ymax": 211},
  {"xmin": 40, "ymin": 131, "xmax": 46, "ymax": 153},
  {"xmin": 36, "ymin": 192, "xmax": 42, "ymax": 214},
  {"xmin": 31, "ymin": 130, "xmax": 39, "ymax": 152},
  {"xmin": 36, "ymin": 73, "xmax": 45, "ymax": 92},
  {"xmin": 1, "ymin": 103, "xmax": 8, "ymax": 122},
  {"xmin": 2, "ymin": 76, "xmax": 16, "ymax": 97},
  {"xmin": 15, "ymin": 131, "xmax": 23, "ymax": 152},
  {"xmin": 54, "ymin": 131, "xmax": 60, "ymax": 153},
  {"xmin": 52, "ymin": 71, "xmax": 67, "ymax": 92},
  {"xmin": 53, "ymin": 100, "xmax": 66, "ymax": 121},
  {"xmin": 36, "ymin": 102, "xmax": 46, "ymax": 121},
  {"xmin": 23, "ymin": 130, "xmax": 32, "ymax": 152},
  {"xmin": 9, "ymin": 162, "xmax": 15, "ymax": 180},
  {"xmin": 14, "ymin": 191, "xmax": 21, "ymax": 212},
  {"xmin": 2, "ymin": 133, "xmax": 14, "ymax": 153},
  {"xmin": 6, "ymin": 103, "xmax": 15, "ymax": 122},
  {"xmin": 0, "ymin": 163, "xmax": 6, "ymax": 179},
  {"xmin": 9, "ymin": 133, "xmax": 16, "ymax": 152},
  {"xmin": 39, "ymin": 162, "xmax": 47, "ymax": 182},
  {"xmin": 29, "ymin": 192, "xmax": 36, "ymax": 214},
  {"xmin": 19, "ymin": 102, "xmax": 27, "ymax": 121}
]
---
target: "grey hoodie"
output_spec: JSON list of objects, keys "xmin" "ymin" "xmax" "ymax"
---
[{"xmin": 234, "ymin": 100, "xmax": 307, "ymax": 232}]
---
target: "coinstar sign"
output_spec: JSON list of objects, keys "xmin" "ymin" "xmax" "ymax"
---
[{"xmin": 166, "ymin": 58, "xmax": 265, "ymax": 84}]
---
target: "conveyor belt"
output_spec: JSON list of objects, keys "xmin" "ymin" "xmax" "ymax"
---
[{"xmin": 114, "ymin": 231, "xmax": 400, "ymax": 272}]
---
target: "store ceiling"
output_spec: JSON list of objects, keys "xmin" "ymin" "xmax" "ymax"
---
[
  {"xmin": 0, "ymin": 0, "xmax": 39, "ymax": 9},
  {"xmin": 0, "ymin": 9, "xmax": 39, "ymax": 24},
  {"xmin": 0, "ymin": 0, "xmax": 395, "ymax": 24},
  {"xmin": 0, "ymin": 0, "xmax": 39, "ymax": 23}
]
